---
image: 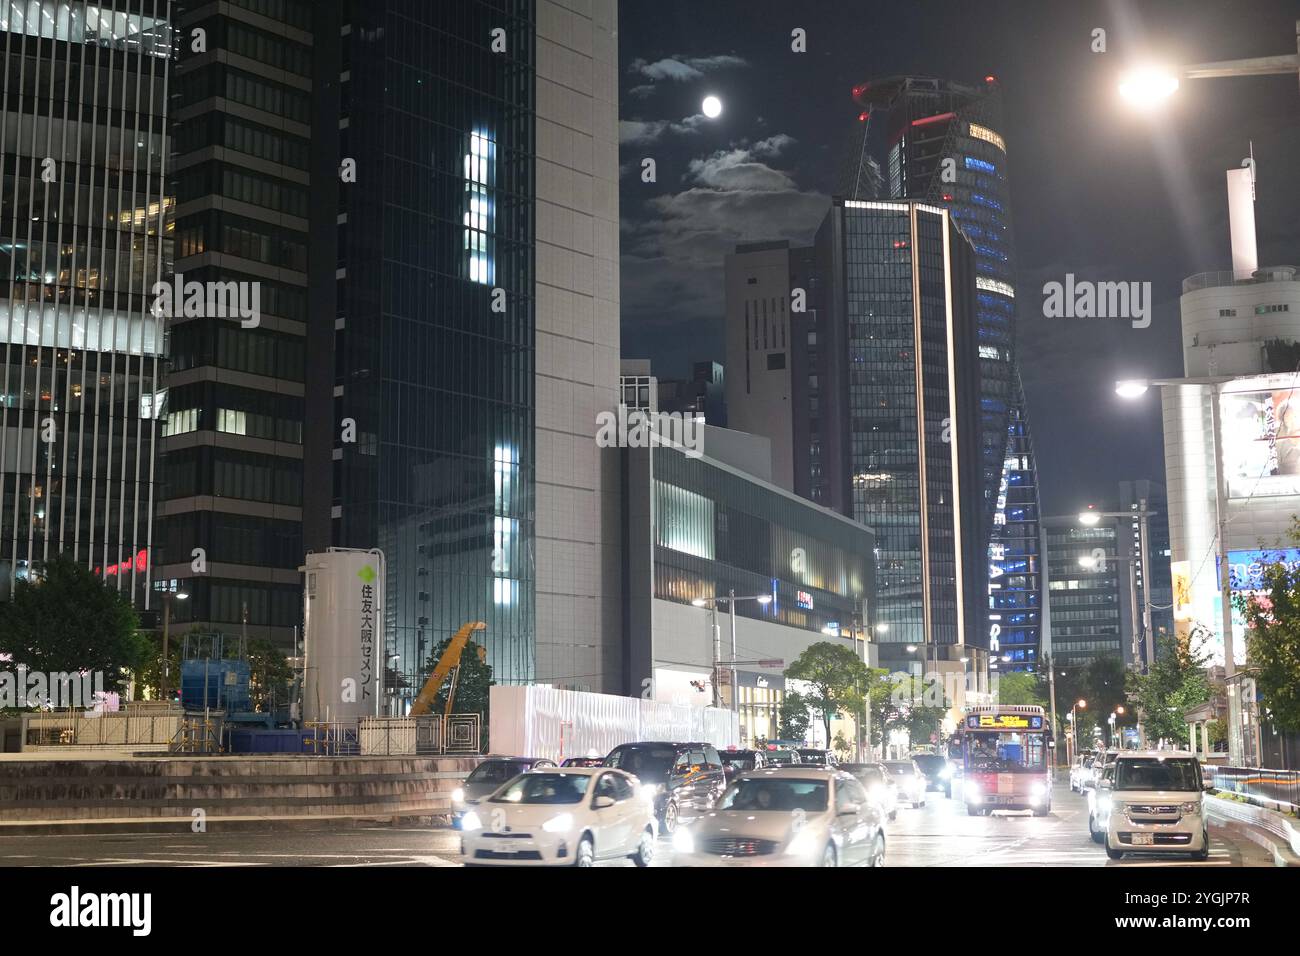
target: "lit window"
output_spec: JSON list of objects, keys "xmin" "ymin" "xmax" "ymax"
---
[
  {"xmin": 463, "ymin": 131, "xmax": 495, "ymax": 284},
  {"xmin": 967, "ymin": 123, "xmax": 1006, "ymax": 153}
]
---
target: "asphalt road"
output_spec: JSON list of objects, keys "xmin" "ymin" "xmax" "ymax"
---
[{"xmin": 0, "ymin": 784, "xmax": 1274, "ymax": 867}]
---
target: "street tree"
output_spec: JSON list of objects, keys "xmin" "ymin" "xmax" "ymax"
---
[
  {"xmin": 993, "ymin": 671, "xmax": 1045, "ymax": 707},
  {"xmin": 0, "ymin": 553, "xmax": 146, "ymax": 697},
  {"xmin": 778, "ymin": 690, "xmax": 811, "ymax": 742},
  {"xmin": 784, "ymin": 642, "xmax": 870, "ymax": 749},
  {"xmin": 420, "ymin": 635, "xmax": 495, "ymax": 749},
  {"xmin": 1129, "ymin": 634, "xmax": 1210, "ymax": 745},
  {"xmin": 1235, "ymin": 526, "xmax": 1300, "ymax": 735}
]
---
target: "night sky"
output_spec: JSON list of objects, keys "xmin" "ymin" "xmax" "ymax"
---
[{"xmin": 616, "ymin": 0, "xmax": 1300, "ymax": 514}]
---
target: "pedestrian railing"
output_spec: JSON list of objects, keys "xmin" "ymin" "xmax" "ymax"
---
[
  {"xmin": 1211, "ymin": 765, "xmax": 1300, "ymax": 815},
  {"xmin": 357, "ymin": 715, "xmax": 482, "ymax": 756},
  {"xmin": 21, "ymin": 710, "xmax": 182, "ymax": 752}
]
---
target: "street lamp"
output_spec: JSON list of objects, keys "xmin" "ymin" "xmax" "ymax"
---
[
  {"xmin": 159, "ymin": 585, "xmax": 190, "ymax": 704},
  {"xmin": 1117, "ymin": 21, "xmax": 1300, "ymax": 108},
  {"xmin": 1116, "ymin": 375, "xmax": 1245, "ymax": 765},
  {"xmin": 694, "ymin": 590, "xmax": 773, "ymax": 717},
  {"xmin": 1070, "ymin": 699, "xmax": 1088, "ymax": 765}
]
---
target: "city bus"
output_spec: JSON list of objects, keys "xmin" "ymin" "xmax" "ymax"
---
[{"xmin": 949, "ymin": 705, "xmax": 1053, "ymax": 816}]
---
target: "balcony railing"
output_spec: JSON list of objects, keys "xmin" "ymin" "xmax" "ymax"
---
[{"xmin": 1183, "ymin": 266, "xmax": 1299, "ymax": 295}]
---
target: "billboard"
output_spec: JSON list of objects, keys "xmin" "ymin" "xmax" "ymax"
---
[
  {"xmin": 1221, "ymin": 387, "xmax": 1300, "ymax": 498},
  {"xmin": 1221, "ymin": 548, "xmax": 1300, "ymax": 592},
  {"xmin": 302, "ymin": 549, "xmax": 386, "ymax": 723}
]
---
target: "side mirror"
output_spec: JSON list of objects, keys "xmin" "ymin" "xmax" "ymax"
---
[
  {"xmin": 593, "ymin": 795, "xmax": 615, "ymax": 809},
  {"xmin": 839, "ymin": 802, "xmax": 861, "ymax": 816}
]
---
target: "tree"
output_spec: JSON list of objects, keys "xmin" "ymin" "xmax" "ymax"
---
[
  {"xmin": 778, "ymin": 690, "xmax": 811, "ymax": 742},
  {"xmin": 994, "ymin": 671, "xmax": 1046, "ymax": 707},
  {"xmin": 868, "ymin": 672, "xmax": 901, "ymax": 749},
  {"xmin": 1130, "ymin": 634, "xmax": 1211, "ymax": 744},
  {"xmin": 784, "ymin": 642, "xmax": 869, "ymax": 748},
  {"xmin": 0, "ymin": 553, "xmax": 146, "ymax": 697},
  {"xmin": 1235, "ymin": 528, "xmax": 1300, "ymax": 734},
  {"xmin": 247, "ymin": 638, "xmax": 293, "ymax": 713}
]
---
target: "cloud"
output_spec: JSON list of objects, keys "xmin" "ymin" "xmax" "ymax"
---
[
  {"xmin": 619, "ymin": 114, "xmax": 709, "ymax": 145},
  {"xmin": 627, "ymin": 54, "xmax": 748, "ymax": 83},
  {"xmin": 687, "ymin": 149, "xmax": 796, "ymax": 191}
]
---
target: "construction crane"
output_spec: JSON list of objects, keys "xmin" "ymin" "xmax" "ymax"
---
[{"xmin": 410, "ymin": 621, "xmax": 487, "ymax": 717}]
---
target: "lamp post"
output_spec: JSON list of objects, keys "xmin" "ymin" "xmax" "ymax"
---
[
  {"xmin": 1116, "ymin": 376, "xmax": 1244, "ymax": 766},
  {"xmin": 1071, "ymin": 698, "xmax": 1088, "ymax": 763},
  {"xmin": 1078, "ymin": 505, "xmax": 1159, "ymax": 672},
  {"xmin": 1117, "ymin": 21, "xmax": 1300, "ymax": 108},
  {"xmin": 693, "ymin": 591, "xmax": 774, "ymax": 722},
  {"xmin": 159, "ymin": 585, "xmax": 190, "ymax": 705}
]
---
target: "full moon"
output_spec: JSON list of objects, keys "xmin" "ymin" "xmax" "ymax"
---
[{"xmin": 701, "ymin": 95, "xmax": 723, "ymax": 119}]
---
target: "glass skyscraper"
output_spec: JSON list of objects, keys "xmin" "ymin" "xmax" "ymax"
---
[
  {"xmin": 855, "ymin": 76, "xmax": 1044, "ymax": 670},
  {"xmin": 1, "ymin": 1, "xmax": 172, "ymax": 606}
]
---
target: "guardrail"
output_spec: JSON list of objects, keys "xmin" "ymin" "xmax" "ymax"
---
[
  {"xmin": 1211, "ymin": 765, "xmax": 1300, "ymax": 814},
  {"xmin": 1182, "ymin": 266, "xmax": 1298, "ymax": 294}
]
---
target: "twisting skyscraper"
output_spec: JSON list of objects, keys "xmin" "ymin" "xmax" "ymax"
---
[{"xmin": 854, "ymin": 75, "xmax": 1044, "ymax": 671}]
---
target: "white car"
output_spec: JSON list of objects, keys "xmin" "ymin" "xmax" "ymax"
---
[
  {"xmin": 460, "ymin": 767, "xmax": 657, "ymax": 867},
  {"xmin": 671, "ymin": 767, "xmax": 886, "ymax": 868},
  {"xmin": 1087, "ymin": 763, "xmax": 1115, "ymax": 843},
  {"xmin": 1103, "ymin": 751, "xmax": 1211, "ymax": 861},
  {"xmin": 1069, "ymin": 755, "xmax": 1096, "ymax": 793}
]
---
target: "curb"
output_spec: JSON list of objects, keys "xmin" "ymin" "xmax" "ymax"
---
[
  {"xmin": 0, "ymin": 812, "xmax": 455, "ymax": 836},
  {"xmin": 1206, "ymin": 794, "xmax": 1300, "ymax": 867}
]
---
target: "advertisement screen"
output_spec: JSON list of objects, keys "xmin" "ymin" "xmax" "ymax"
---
[{"xmin": 1221, "ymin": 388, "xmax": 1300, "ymax": 497}]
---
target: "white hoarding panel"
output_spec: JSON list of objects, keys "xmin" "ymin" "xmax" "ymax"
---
[
  {"xmin": 303, "ymin": 549, "xmax": 385, "ymax": 723},
  {"xmin": 490, "ymin": 685, "xmax": 739, "ymax": 762}
]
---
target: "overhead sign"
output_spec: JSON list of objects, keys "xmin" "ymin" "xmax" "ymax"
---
[{"xmin": 1221, "ymin": 548, "xmax": 1300, "ymax": 592}]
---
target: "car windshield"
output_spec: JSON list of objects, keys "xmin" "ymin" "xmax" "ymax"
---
[
  {"xmin": 490, "ymin": 773, "xmax": 590, "ymax": 804},
  {"xmin": 798, "ymin": 750, "xmax": 828, "ymax": 762},
  {"xmin": 719, "ymin": 778, "xmax": 829, "ymax": 812},
  {"xmin": 1114, "ymin": 758, "xmax": 1200, "ymax": 792},
  {"xmin": 604, "ymin": 745, "xmax": 680, "ymax": 783},
  {"xmin": 885, "ymin": 762, "xmax": 915, "ymax": 777},
  {"xmin": 767, "ymin": 751, "xmax": 799, "ymax": 765},
  {"xmin": 913, "ymin": 755, "xmax": 946, "ymax": 773},
  {"xmin": 467, "ymin": 760, "xmax": 527, "ymax": 784},
  {"xmin": 722, "ymin": 754, "xmax": 755, "ymax": 770}
]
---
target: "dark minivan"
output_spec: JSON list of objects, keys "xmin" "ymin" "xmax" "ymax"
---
[
  {"xmin": 451, "ymin": 756, "xmax": 557, "ymax": 828},
  {"xmin": 603, "ymin": 741, "xmax": 727, "ymax": 834},
  {"xmin": 719, "ymin": 748, "xmax": 767, "ymax": 784},
  {"xmin": 911, "ymin": 753, "xmax": 953, "ymax": 798}
]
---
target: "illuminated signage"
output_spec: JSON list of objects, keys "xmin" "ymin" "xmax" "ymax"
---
[
  {"xmin": 1221, "ymin": 548, "xmax": 1300, "ymax": 592},
  {"xmin": 795, "ymin": 590, "xmax": 814, "ymax": 610},
  {"xmin": 967, "ymin": 123, "xmax": 1006, "ymax": 153},
  {"xmin": 1221, "ymin": 387, "xmax": 1300, "ymax": 498},
  {"xmin": 968, "ymin": 714, "xmax": 1043, "ymax": 730}
]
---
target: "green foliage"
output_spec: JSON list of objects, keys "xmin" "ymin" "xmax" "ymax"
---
[
  {"xmin": 247, "ymin": 638, "xmax": 293, "ymax": 712},
  {"xmin": 778, "ymin": 690, "xmax": 811, "ymax": 742},
  {"xmin": 994, "ymin": 671, "xmax": 1046, "ymax": 707},
  {"xmin": 1235, "ymin": 527, "xmax": 1300, "ymax": 734},
  {"xmin": 1129, "ymin": 635, "xmax": 1211, "ymax": 744},
  {"xmin": 784, "ymin": 642, "xmax": 871, "ymax": 748},
  {"xmin": 0, "ymin": 553, "xmax": 144, "ymax": 696}
]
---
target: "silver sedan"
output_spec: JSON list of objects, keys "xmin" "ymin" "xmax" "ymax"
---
[{"xmin": 670, "ymin": 767, "xmax": 886, "ymax": 867}]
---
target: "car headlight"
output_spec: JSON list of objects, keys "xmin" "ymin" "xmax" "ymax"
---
[
  {"xmin": 939, "ymin": 766, "xmax": 952, "ymax": 779},
  {"xmin": 964, "ymin": 781, "xmax": 981, "ymax": 801},
  {"xmin": 787, "ymin": 826, "xmax": 822, "ymax": 858},
  {"xmin": 671, "ymin": 828, "xmax": 695, "ymax": 854},
  {"xmin": 542, "ymin": 813, "xmax": 574, "ymax": 833},
  {"xmin": 461, "ymin": 810, "xmax": 483, "ymax": 832},
  {"xmin": 451, "ymin": 788, "xmax": 465, "ymax": 805},
  {"xmin": 1180, "ymin": 802, "xmax": 1200, "ymax": 815},
  {"xmin": 1098, "ymin": 795, "xmax": 1112, "ymax": 812},
  {"xmin": 641, "ymin": 783, "xmax": 661, "ymax": 803}
]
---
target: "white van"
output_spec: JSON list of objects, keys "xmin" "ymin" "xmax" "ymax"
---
[{"xmin": 1103, "ymin": 751, "xmax": 1211, "ymax": 861}]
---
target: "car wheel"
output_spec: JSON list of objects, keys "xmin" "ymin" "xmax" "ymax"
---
[
  {"xmin": 820, "ymin": 843, "xmax": 837, "ymax": 868},
  {"xmin": 574, "ymin": 833, "xmax": 595, "ymax": 868},
  {"xmin": 919, "ymin": 799, "xmax": 927, "ymax": 808},
  {"xmin": 967, "ymin": 805, "xmax": 981, "ymax": 816},
  {"xmin": 867, "ymin": 833, "xmax": 886, "ymax": 868},
  {"xmin": 1104, "ymin": 837, "xmax": 1124, "ymax": 861},
  {"xmin": 944, "ymin": 785, "xmax": 951, "ymax": 799},
  {"xmin": 630, "ymin": 827, "xmax": 654, "ymax": 867},
  {"xmin": 889, "ymin": 810, "xmax": 897, "ymax": 822},
  {"xmin": 1193, "ymin": 830, "xmax": 1210, "ymax": 861},
  {"xmin": 661, "ymin": 801, "xmax": 678, "ymax": 835},
  {"xmin": 1089, "ymin": 814, "xmax": 1104, "ymax": 844}
]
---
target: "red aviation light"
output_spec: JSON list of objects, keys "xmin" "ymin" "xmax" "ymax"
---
[
  {"xmin": 858, "ymin": 111, "xmax": 869, "ymax": 122},
  {"xmin": 985, "ymin": 74, "xmax": 998, "ymax": 84},
  {"xmin": 911, "ymin": 111, "xmax": 956, "ymax": 127},
  {"xmin": 942, "ymin": 193, "xmax": 954, "ymax": 201}
]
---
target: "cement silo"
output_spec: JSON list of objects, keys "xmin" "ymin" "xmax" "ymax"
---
[{"xmin": 302, "ymin": 548, "xmax": 386, "ymax": 723}]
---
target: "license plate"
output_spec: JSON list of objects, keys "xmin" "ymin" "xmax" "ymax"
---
[
  {"xmin": 494, "ymin": 840, "xmax": 522, "ymax": 853},
  {"xmin": 1131, "ymin": 832, "xmax": 1154, "ymax": 846}
]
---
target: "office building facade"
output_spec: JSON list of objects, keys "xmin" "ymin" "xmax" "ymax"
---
[
  {"xmin": 1, "ymin": 1, "xmax": 171, "ymax": 605},
  {"xmin": 854, "ymin": 76, "xmax": 1043, "ymax": 671},
  {"xmin": 1042, "ymin": 514, "xmax": 1132, "ymax": 667},
  {"xmin": 158, "ymin": 0, "xmax": 312, "ymax": 643}
]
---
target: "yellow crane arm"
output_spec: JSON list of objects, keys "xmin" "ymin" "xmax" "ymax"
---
[{"xmin": 410, "ymin": 621, "xmax": 486, "ymax": 716}]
